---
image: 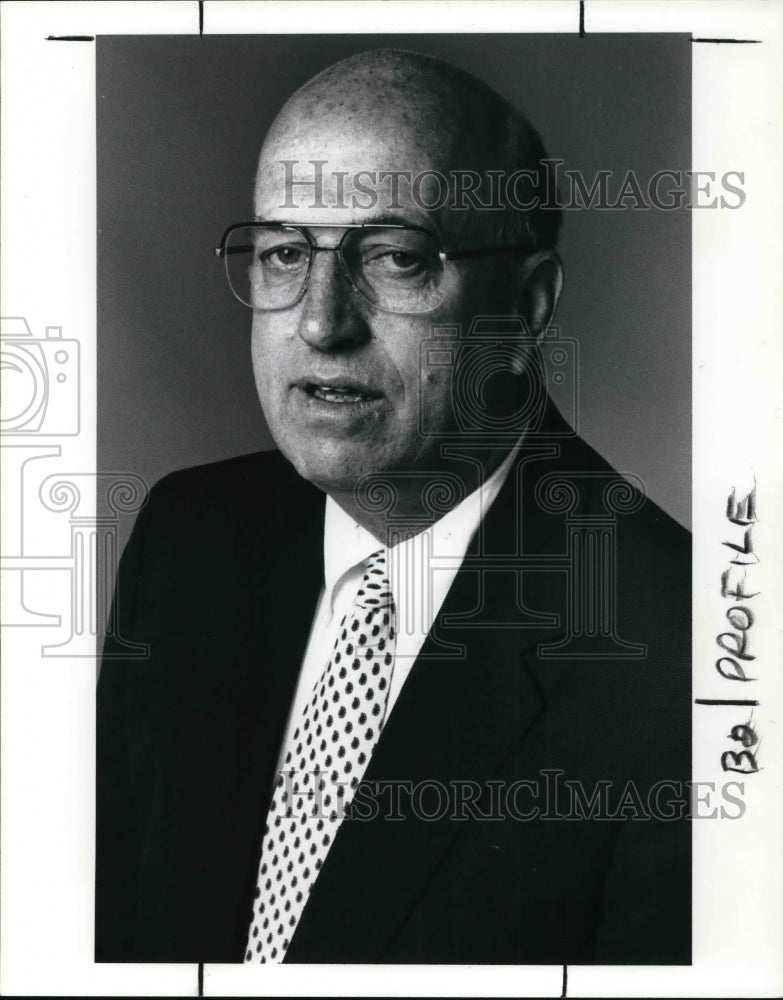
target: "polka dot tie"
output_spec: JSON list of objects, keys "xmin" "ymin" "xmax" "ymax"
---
[{"xmin": 244, "ymin": 548, "xmax": 397, "ymax": 963}]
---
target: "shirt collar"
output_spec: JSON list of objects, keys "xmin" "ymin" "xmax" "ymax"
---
[
  {"xmin": 322, "ymin": 442, "xmax": 520, "ymax": 609},
  {"xmin": 322, "ymin": 497, "xmax": 380, "ymax": 606}
]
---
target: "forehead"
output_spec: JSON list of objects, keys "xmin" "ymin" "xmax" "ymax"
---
[
  {"xmin": 257, "ymin": 112, "xmax": 439, "ymax": 196},
  {"xmin": 253, "ymin": 110, "xmax": 486, "ymax": 238}
]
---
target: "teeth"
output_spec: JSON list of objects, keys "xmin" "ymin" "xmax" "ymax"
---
[{"xmin": 311, "ymin": 385, "xmax": 369, "ymax": 404}]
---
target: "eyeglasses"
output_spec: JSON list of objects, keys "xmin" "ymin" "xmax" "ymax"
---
[{"xmin": 214, "ymin": 222, "xmax": 532, "ymax": 315}]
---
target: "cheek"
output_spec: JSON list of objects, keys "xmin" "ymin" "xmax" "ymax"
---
[
  {"xmin": 250, "ymin": 337, "xmax": 269, "ymax": 406},
  {"xmin": 251, "ymin": 322, "xmax": 286, "ymax": 399},
  {"xmin": 379, "ymin": 325, "xmax": 437, "ymax": 417},
  {"xmin": 419, "ymin": 367, "xmax": 455, "ymax": 428}
]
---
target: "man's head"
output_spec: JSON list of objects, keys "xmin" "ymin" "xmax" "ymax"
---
[{"xmin": 248, "ymin": 49, "xmax": 563, "ymax": 517}]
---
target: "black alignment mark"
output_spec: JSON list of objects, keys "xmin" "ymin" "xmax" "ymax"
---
[
  {"xmin": 197, "ymin": 962, "xmax": 204, "ymax": 997},
  {"xmin": 199, "ymin": 0, "xmax": 204, "ymax": 36},
  {"xmin": 695, "ymin": 698, "xmax": 760, "ymax": 707},
  {"xmin": 579, "ymin": 1, "xmax": 585, "ymax": 38},
  {"xmin": 561, "ymin": 963, "xmax": 568, "ymax": 997},
  {"xmin": 46, "ymin": 35, "xmax": 94, "ymax": 41},
  {"xmin": 692, "ymin": 37, "xmax": 761, "ymax": 44}
]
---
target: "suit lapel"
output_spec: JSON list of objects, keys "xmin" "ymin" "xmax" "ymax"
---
[
  {"xmin": 246, "ymin": 505, "xmax": 326, "ymax": 796},
  {"xmin": 179, "ymin": 489, "xmax": 327, "ymax": 959},
  {"xmin": 224, "ymin": 499, "xmax": 327, "ymax": 928}
]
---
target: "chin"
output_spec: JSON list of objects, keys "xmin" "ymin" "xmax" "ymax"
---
[{"xmin": 283, "ymin": 442, "xmax": 380, "ymax": 497}]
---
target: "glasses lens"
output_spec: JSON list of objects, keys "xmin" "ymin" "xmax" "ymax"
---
[
  {"xmin": 343, "ymin": 228, "xmax": 447, "ymax": 313},
  {"xmin": 224, "ymin": 226, "xmax": 311, "ymax": 310}
]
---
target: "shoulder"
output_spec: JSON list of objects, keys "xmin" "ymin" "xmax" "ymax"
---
[
  {"xmin": 109, "ymin": 449, "xmax": 325, "ymax": 640},
  {"xmin": 124, "ymin": 449, "xmax": 324, "ymax": 571},
  {"xmin": 514, "ymin": 418, "xmax": 691, "ymax": 764},
  {"xmin": 556, "ymin": 431, "xmax": 691, "ymax": 640},
  {"xmin": 530, "ymin": 398, "xmax": 689, "ymax": 552},
  {"xmin": 560, "ymin": 432, "xmax": 690, "ymax": 693},
  {"xmin": 538, "ymin": 411, "xmax": 690, "ymax": 569},
  {"xmin": 577, "ymin": 435, "xmax": 687, "ymax": 536},
  {"xmin": 515, "ymin": 406, "xmax": 691, "ymax": 674},
  {"xmin": 143, "ymin": 448, "xmax": 322, "ymax": 527},
  {"xmin": 150, "ymin": 448, "xmax": 316, "ymax": 508}
]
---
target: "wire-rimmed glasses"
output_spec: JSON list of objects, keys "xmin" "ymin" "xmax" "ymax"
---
[{"xmin": 214, "ymin": 222, "xmax": 532, "ymax": 315}]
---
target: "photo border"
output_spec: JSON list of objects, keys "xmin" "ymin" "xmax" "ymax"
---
[{"xmin": 1, "ymin": 2, "xmax": 781, "ymax": 997}]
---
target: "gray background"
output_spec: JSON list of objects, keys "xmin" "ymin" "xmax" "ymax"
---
[{"xmin": 98, "ymin": 34, "xmax": 691, "ymax": 545}]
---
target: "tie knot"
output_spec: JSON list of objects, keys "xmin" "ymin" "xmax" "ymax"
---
[{"xmin": 354, "ymin": 549, "xmax": 394, "ymax": 610}]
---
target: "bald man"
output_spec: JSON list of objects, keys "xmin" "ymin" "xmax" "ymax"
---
[{"xmin": 96, "ymin": 50, "xmax": 691, "ymax": 965}]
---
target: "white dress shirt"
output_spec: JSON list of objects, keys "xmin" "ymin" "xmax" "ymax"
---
[{"xmin": 275, "ymin": 446, "xmax": 520, "ymax": 770}]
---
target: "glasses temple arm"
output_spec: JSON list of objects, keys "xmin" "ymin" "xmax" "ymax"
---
[{"xmin": 443, "ymin": 245, "xmax": 534, "ymax": 261}]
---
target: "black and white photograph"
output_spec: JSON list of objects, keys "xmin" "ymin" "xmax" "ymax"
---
[
  {"xmin": 1, "ymin": 2, "xmax": 781, "ymax": 998},
  {"xmin": 96, "ymin": 31, "xmax": 693, "ymax": 967}
]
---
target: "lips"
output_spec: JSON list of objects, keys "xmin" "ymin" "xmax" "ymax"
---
[{"xmin": 297, "ymin": 377, "xmax": 383, "ymax": 405}]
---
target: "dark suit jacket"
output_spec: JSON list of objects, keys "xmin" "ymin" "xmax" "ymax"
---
[{"xmin": 96, "ymin": 405, "xmax": 691, "ymax": 964}]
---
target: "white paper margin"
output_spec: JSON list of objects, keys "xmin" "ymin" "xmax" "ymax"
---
[{"xmin": 1, "ymin": 1, "xmax": 781, "ymax": 997}]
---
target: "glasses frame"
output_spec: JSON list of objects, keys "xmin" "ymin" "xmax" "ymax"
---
[{"xmin": 214, "ymin": 221, "xmax": 534, "ymax": 314}]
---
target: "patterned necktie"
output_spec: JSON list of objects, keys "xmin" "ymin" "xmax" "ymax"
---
[{"xmin": 245, "ymin": 548, "xmax": 396, "ymax": 963}]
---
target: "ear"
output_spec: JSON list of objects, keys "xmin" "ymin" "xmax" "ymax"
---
[{"xmin": 511, "ymin": 249, "xmax": 564, "ymax": 338}]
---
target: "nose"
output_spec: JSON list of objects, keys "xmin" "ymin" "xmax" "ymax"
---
[{"xmin": 297, "ymin": 250, "xmax": 370, "ymax": 351}]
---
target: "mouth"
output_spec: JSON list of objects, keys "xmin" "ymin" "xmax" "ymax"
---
[{"xmin": 297, "ymin": 379, "xmax": 383, "ymax": 405}]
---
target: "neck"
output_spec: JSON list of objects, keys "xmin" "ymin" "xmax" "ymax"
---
[{"xmin": 325, "ymin": 444, "xmax": 513, "ymax": 546}]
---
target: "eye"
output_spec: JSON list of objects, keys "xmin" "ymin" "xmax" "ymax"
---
[
  {"xmin": 258, "ymin": 244, "xmax": 309, "ymax": 269},
  {"xmin": 387, "ymin": 250, "xmax": 422, "ymax": 270},
  {"xmin": 361, "ymin": 245, "xmax": 431, "ymax": 275}
]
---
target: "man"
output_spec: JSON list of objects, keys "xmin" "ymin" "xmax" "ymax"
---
[{"xmin": 96, "ymin": 49, "xmax": 690, "ymax": 965}]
